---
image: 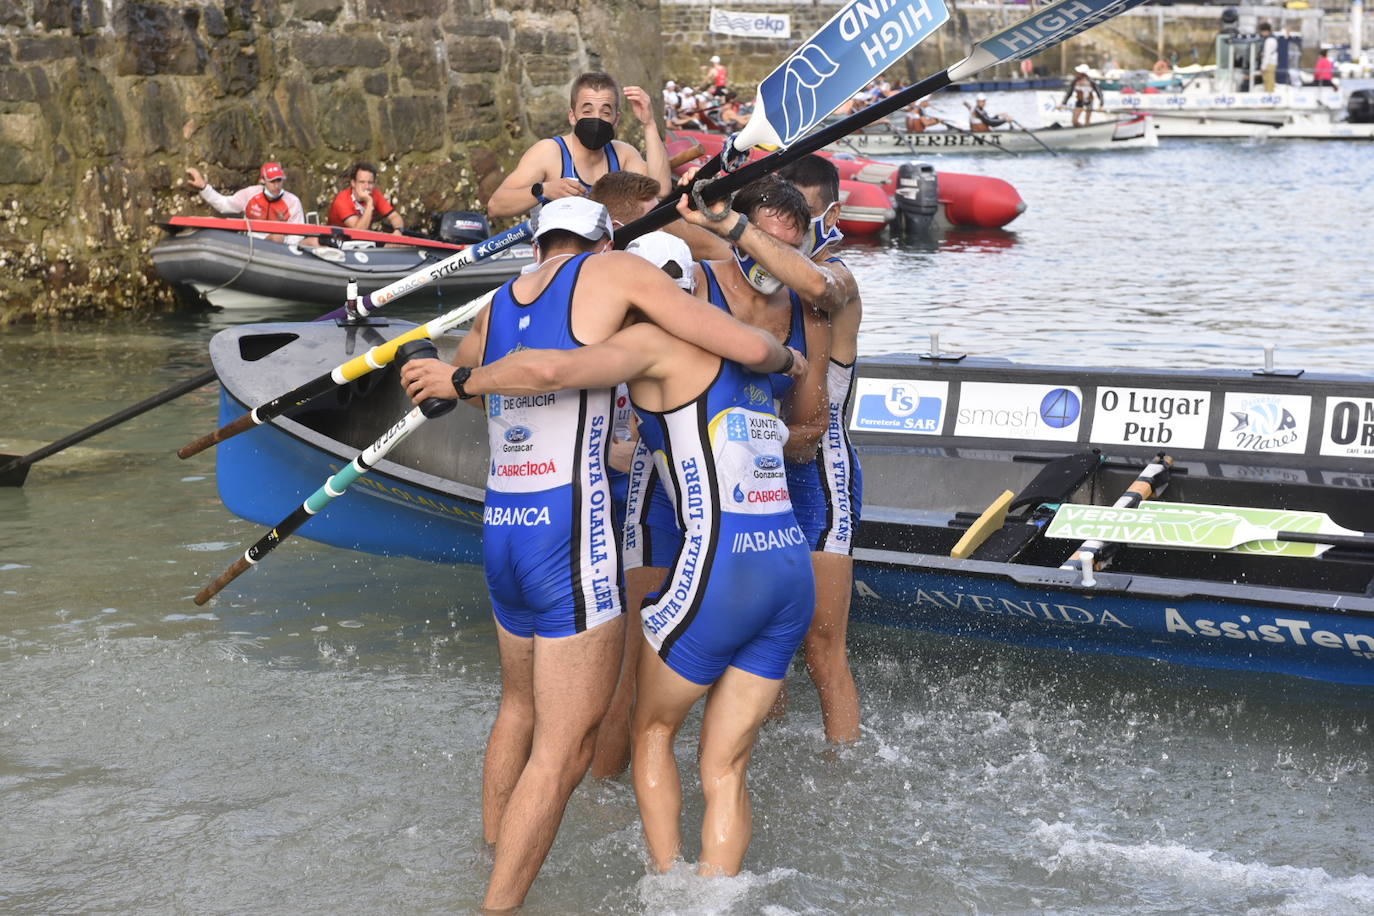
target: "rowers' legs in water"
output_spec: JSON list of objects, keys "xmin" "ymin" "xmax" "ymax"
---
[
  {"xmin": 632, "ymin": 645, "xmax": 711, "ymax": 870},
  {"xmin": 483, "ymin": 621, "xmax": 535, "ymax": 844},
  {"xmin": 484, "ymin": 616, "xmax": 625, "ymax": 909},
  {"xmin": 696, "ymin": 666, "xmax": 786, "ymax": 875},
  {"xmin": 803, "ymin": 550, "xmax": 861, "ymax": 744},
  {"xmin": 591, "ymin": 564, "xmax": 668, "ymax": 779}
]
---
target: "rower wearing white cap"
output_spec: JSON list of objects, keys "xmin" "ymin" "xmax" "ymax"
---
[
  {"xmin": 1062, "ymin": 63, "xmax": 1104, "ymax": 126},
  {"xmin": 966, "ymin": 92, "xmax": 1011, "ymax": 132},
  {"xmin": 398, "ymin": 194, "xmax": 804, "ymax": 910},
  {"xmin": 662, "ymin": 79, "xmax": 681, "ymax": 122}
]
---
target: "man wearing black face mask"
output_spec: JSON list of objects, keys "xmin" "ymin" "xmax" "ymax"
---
[{"xmin": 487, "ymin": 72, "xmax": 671, "ymax": 219}]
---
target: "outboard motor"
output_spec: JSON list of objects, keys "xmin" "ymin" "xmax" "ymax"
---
[
  {"xmin": 431, "ymin": 210, "xmax": 491, "ymax": 245},
  {"xmin": 1348, "ymin": 89, "xmax": 1374, "ymax": 124},
  {"xmin": 893, "ymin": 162, "xmax": 939, "ymax": 235}
]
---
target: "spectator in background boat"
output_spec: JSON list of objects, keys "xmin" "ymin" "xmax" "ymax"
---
[
  {"xmin": 487, "ymin": 72, "xmax": 671, "ymax": 219},
  {"xmin": 663, "ymin": 80, "xmax": 681, "ymax": 123},
  {"xmin": 183, "ymin": 162, "xmax": 313, "ymax": 246},
  {"xmin": 905, "ymin": 97, "xmax": 941, "ymax": 133},
  {"xmin": 1259, "ymin": 23, "xmax": 1279, "ymax": 93},
  {"xmin": 669, "ymin": 85, "xmax": 703, "ymax": 129},
  {"xmin": 701, "ymin": 54, "xmax": 729, "ymax": 97},
  {"xmin": 966, "ymin": 94, "xmax": 1011, "ymax": 132},
  {"xmin": 1061, "ymin": 64, "xmax": 1104, "ymax": 127},
  {"xmin": 1314, "ymin": 48, "xmax": 1336, "ymax": 87},
  {"xmin": 720, "ymin": 89, "xmax": 751, "ymax": 131},
  {"xmin": 326, "ymin": 162, "xmax": 404, "ymax": 235}
]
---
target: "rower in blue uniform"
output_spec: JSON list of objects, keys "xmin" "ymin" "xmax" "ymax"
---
[
  {"xmin": 398, "ymin": 196, "xmax": 808, "ymax": 909},
  {"xmin": 429, "ymin": 244, "xmax": 811, "ymax": 879}
]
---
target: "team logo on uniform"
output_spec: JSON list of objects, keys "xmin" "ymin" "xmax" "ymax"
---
[
  {"xmin": 727, "ymin": 414, "xmax": 750, "ymax": 442},
  {"xmin": 504, "ymin": 425, "xmax": 532, "ymax": 444},
  {"xmin": 754, "ymin": 455, "xmax": 782, "ymax": 470},
  {"xmin": 744, "ymin": 384, "xmax": 770, "ymax": 407},
  {"xmin": 732, "ymin": 483, "xmax": 746, "ymax": 503},
  {"xmin": 518, "ymin": 315, "xmax": 531, "ymax": 330}
]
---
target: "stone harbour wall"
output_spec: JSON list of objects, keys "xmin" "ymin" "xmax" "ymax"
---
[{"xmin": 0, "ymin": 0, "xmax": 658, "ymax": 322}]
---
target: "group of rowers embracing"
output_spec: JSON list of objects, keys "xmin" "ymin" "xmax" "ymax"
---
[{"xmin": 400, "ymin": 72, "xmax": 864, "ymax": 909}]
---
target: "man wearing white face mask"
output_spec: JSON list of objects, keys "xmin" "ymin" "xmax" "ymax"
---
[{"xmin": 183, "ymin": 161, "xmax": 313, "ymax": 246}]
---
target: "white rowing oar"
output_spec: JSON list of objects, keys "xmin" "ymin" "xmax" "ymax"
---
[
  {"xmin": 1059, "ymin": 452, "xmax": 1172, "ymax": 580},
  {"xmin": 1045, "ymin": 502, "xmax": 1374, "ymax": 557},
  {"xmin": 193, "ymin": 341, "xmax": 457, "ymax": 605},
  {"xmin": 176, "ymin": 289, "xmax": 494, "ymax": 459},
  {"xmin": 315, "ymin": 222, "xmax": 531, "ymax": 322}
]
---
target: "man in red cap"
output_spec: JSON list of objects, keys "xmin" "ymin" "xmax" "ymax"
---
[{"xmin": 183, "ymin": 161, "xmax": 313, "ymax": 245}]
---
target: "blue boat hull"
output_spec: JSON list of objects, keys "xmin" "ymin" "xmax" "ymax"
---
[
  {"xmin": 852, "ymin": 554, "xmax": 1374, "ymax": 686},
  {"xmin": 207, "ymin": 321, "xmax": 1374, "ymax": 688},
  {"xmin": 217, "ymin": 391, "xmax": 485, "ymax": 565}
]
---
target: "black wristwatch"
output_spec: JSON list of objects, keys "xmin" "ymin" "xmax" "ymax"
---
[
  {"xmin": 725, "ymin": 212, "xmax": 748, "ymax": 243},
  {"xmin": 531, "ymin": 181, "xmax": 546, "ymax": 203},
  {"xmin": 451, "ymin": 366, "xmax": 477, "ymax": 400}
]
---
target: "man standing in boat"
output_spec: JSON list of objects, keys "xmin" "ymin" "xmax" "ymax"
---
[
  {"xmin": 1061, "ymin": 64, "xmax": 1104, "ymax": 127},
  {"xmin": 183, "ymin": 161, "xmax": 315, "ymax": 246},
  {"xmin": 486, "ymin": 72, "xmax": 672, "ymax": 219},
  {"xmin": 1258, "ymin": 23, "xmax": 1280, "ymax": 94},
  {"xmin": 396, "ymin": 196, "xmax": 805, "ymax": 909}
]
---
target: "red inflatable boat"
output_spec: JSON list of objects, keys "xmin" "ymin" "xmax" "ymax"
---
[{"xmin": 665, "ymin": 129, "xmax": 1024, "ymax": 236}]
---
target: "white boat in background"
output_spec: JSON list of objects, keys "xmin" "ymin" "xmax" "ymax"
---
[
  {"xmin": 1038, "ymin": 31, "xmax": 1374, "ymax": 140},
  {"xmin": 831, "ymin": 114, "xmax": 1158, "ymax": 156}
]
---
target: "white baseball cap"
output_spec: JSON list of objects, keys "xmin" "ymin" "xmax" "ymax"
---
[
  {"xmin": 710, "ymin": 55, "xmax": 721, "ymax": 63},
  {"xmin": 665, "ymin": 80, "xmax": 677, "ymax": 89},
  {"xmin": 532, "ymin": 197, "xmax": 614, "ymax": 243},
  {"xmin": 625, "ymin": 231, "xmax": 694, "ymax": 291},
  {"xmin": 976, "ymin": 93, "xmax": 988, "ymax": 101},
  {"xmin": 1075, "ymin": 63, "xmax": 1091, "ymax": 74}
]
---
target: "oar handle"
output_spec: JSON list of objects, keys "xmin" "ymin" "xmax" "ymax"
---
[
  {"xmin": 1276, "ymin": 531, "xmax": 1374, "ymax": 553},
  {"xmin": 668, "ymin": 143, "xmax": 707, "ymax": 170},
  {"xmin": 178, "ymin": 413, "xmax": 257, "ymax": 459},
  {"xmin": 195, "ymin": 555, "xmax": 253, "ymax": 605}
]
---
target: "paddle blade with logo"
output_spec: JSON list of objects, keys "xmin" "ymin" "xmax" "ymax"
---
[
  {"xmin": 948, "ymin": 0, "xmax": 1151, "ymax": 81},
  {"xmin": 731, "ymin": 0, "xmax": 951, "ymax": 151},
  {"xmin": 1045, "ymin": 503, "xmax": 1371, "ymax": 556}
]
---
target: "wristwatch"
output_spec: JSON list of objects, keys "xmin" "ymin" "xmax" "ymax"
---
[
  {"xmin": 451, "ymin": 366, "xmax": 477, "ymax": 400},
  {"xmin": 725, "ymin": 212, "xmax": 748, "ymax": 243},
  {"xmin": 531, "ymin": 181, "xmax": 546, "ymax": 203}
]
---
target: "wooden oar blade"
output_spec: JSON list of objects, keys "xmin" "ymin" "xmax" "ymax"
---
[
  {"xmin": 734, "ymin": 0, "xmax": 950, "ymax": 150},
  {"xmin": 0, "ymin": 454, "xmax": 30, "ymax": 487},
  {"xmin": 950, "ymin": 0, "xmax": 1151, "ymax": 81}
]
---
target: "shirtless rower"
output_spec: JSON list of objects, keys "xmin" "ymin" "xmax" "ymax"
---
[
  {"xmin": 397, "ymin": 196, "xmax": 804, "ymax": 909},
  {"xmin": 409, "ymin": 239, "xmax": 815, "ymax": 881},
  {"xmin": 486, "ymin": 72, "xmax": 672, "ymax": 219}
]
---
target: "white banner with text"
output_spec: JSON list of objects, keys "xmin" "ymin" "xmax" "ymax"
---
[{"xmin": 709, "ymin": 7, "xmax": 791, "ymax": 39}]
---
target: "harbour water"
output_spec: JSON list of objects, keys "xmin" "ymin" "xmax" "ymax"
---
[{"xmin": 2, "ymin": 138, "xmax": 1373, "ymax": 914}]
